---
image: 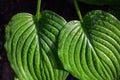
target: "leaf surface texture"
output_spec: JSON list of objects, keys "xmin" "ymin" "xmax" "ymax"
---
[
  {"xmin": 5, "ymin": 10, "xmax": 68, "ymax": 80},
  {"xmin": 58, "ymin": 10, "xmax": 120, "ymax": 80}
]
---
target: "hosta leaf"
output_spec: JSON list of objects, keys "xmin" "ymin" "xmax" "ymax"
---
[
  {"xmin": 58, "ymin": 10, "xmax": 120, "ymax": 80},
  {"xmin": 5, "ymin": 10, "xmax": 68, "ymax": 80},
  {"xmin": 78, "ymin": 0, "xmax": 120, "ymax": 5}
]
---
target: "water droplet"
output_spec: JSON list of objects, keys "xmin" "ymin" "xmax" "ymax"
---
[
  {"xmin": 47, "ymin": 19, "xmax": 51, "ymax": 24},
  {"xmin": 19, "ymin": 40, "xmax": 23, "ymax": 44},
  {"xmin": 49, "ymin": 15, "xmax": 53, "ymax": 19},
  {"xmin": 45, "ymin": 13, "xmax": 49, "ymax": 17},
  {"xmin": 105, "ymin": 17, "xmax": 109, "ymax": 20},
  {"xmin": 98, "ymin": 20, "xmax": 103, "ymax": 25},
  {"xmin": 95, "ymin": 27, "xmax": 100, "ymax": 30}
]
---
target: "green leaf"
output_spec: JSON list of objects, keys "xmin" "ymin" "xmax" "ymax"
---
[
  {"xmin": 78, "ymin": 0, "xmax": 120, "ymax": 5},
  {"xmin": 5, "ymin": 10, "xmax": 68, "ymax": 80},
  {"xmin": 58, "ymin": 10, "xmax": 120, "ymax": 80}
]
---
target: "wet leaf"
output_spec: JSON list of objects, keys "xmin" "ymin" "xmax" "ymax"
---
[
  {"xmin": 5, "ymin": 10, "xmax": 68, "ymax": 80},
  {"xmin": 58, "ymin": 10, "xmax": 120, "ymax": 80}
]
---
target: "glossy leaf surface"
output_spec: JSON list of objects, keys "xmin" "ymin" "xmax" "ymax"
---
[
  {"xmin": 58, "ymin": 10, "xmax": 120, "ymax": 80},
  {"xmin": 5, "ymin": 10, "xmax": 68, "ymax": 80}
]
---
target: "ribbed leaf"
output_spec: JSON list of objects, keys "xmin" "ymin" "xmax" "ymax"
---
[
  {"xmin": 5, "ymin": 10, "xmax": 68, "ymax": 80},
  {"xmin": 78, "ymin": 0, "xmax": 120, "ymax": 5},
  {"xmin": 58, "ymin": 10, "xmax": 120, "ymax": 80}
]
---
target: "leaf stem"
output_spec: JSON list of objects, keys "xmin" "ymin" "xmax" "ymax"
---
[
  {"xmin": 36, "ymin": 0, "xmax": 41, "ymax": 21},
  {"xmin": 73, "ymin": 0, "xmax": 83, "ymax": 23}
]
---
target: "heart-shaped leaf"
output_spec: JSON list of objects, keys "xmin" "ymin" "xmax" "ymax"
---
[
  {"xmin": 78, "ymin": 0, "xmax": 120, "ymax": 5},
  {"xmin": 5, "ymin": 10, "xmax": 68, "ymax": 80},
  {"xmin": 58, "ymin": 10, "xmax": 120, "ymax": 80}
]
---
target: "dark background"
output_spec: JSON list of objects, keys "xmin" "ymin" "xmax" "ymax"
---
[{"xmin": 0, "ymin": 0, "xmax": 109, "ymax": 80}]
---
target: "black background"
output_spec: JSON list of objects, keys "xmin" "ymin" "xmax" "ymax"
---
[{"xmin": 0, "ymin": 0, "xmax": 108, "ymax": 80}]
